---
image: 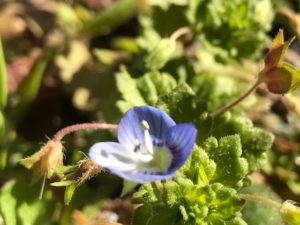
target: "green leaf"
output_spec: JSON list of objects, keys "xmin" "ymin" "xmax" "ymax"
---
[
  {"xmin": 0, "ymin": 180, "xmax": 55, "ymax": 225},
  {"xmin": 0, "ymin": 38, "xmax": 7, "ymax": 110},
  {"xmin": 133, "ymin": 178, "xmax": 245, "ymax": 224},
  {"xmin": 81, "ymin": 0, "xmax": 138, "ymax": 36},
  {"xmin": 137, "ymin": 71, "xmax": 177, "ymax": 105},
  {"xmin": 191, "ymin": 73, "xmax": 255, "ymax": 112},
  {"xmin": 131, "ymin": 205, "xmax": 150, "ymax": 225},
  {"xmin": 212, "ymin": 113, "xmax": 274, "ymax": 172},
  {"xmin": 121, "ymin": 180, "xmax": 138, "ymax": 197},
  {"xmin": 146, "ymin": 210, "xmax": 177, "ymax": 225},
  {"xmin": 207, "ymin": 183, "xmax": 245, "ymax": 223},
  {"xmin": 115, "ymin": 67, "xmax": 146, "ymax": 112},
  {"xmin": 116, "ymin": 68, "xmax": 177, "ymax": 113},
  {"xmin": 0, "ymin": 181, "xmax": 17, "ymax": 225},
  {"xmin": 180, "ymin": 145, "xmax": 216, "ymax": 185},
  {"xmin": 203, "ymin": 136, "xmax": 248, "ymax": 188},
  {"xmin": 157, "ymin": 82, "xmax": 212, "ymax": 142},
  {"xmin": 64, "ymin": 183, "xmax": 77, "ymax": 205},
  {"xmin": 145, "ymin": 38, "xmax": 177, "ymax": 70},
  {"xmin": 186, "ymin": 0, "xmax": 273, "ymax": 59}
]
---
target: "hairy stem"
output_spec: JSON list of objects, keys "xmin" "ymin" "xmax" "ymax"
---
[
  {"xmin": 239, "ymin": 193, "xmax": 282, "ymax": 209},
  {"xmin": 211, "ymin": 79, "xmax": 262, "ymax": 118},
  {"xmin": 53, "ymin": 123, "xmax": 118, "ymax": 142}
]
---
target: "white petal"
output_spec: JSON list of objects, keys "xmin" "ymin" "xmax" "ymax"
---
[{"xmin": 89, "ymin": 142, "xmax": 138, "ymax": 171}]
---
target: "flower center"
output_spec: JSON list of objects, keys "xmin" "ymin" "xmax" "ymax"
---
[{"xmin": 131, "ymin": 120, "xmax": 172, "ymax": 173}]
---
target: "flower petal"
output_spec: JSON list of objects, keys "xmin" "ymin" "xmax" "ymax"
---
[
  {"xmin": 166, "ymin": 123, "xmax": 197, "ymax": 172},
  {"xmin": 111, "ymin": 170, "xmax": 175, "ymax": 183},
  {"xmin": 89, "ymin": 142, "xmax": 137, "ymax": 171},
  {"xmin": 118, "ymin": 106, "xmax": 176, "ymax": 150}
]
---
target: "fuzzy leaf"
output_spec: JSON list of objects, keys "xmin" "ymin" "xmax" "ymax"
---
[
  {"xmin": 212, "ymin": 113, "xmax": 274, "ymax": 172},
  {"xmin": 186, "ymin": 0, "xmax": 273, "ymax": 59},
  {"xmin": 157, "ymin": 82, "xmax": 212, "ymax": 142},
  {"xmin": 133, "ymin": 179, "xmax": 245, "ymax": 225},
  {"xmin": 203, "ymin": 136, "xmax": 248, "ymax": 188},
  {"xmin": 179, "ymin": 145, "xmax": 216, "ymax": 185}
]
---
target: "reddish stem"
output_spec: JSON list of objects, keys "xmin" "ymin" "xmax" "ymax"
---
[
  {"xmin": 211, "ymin": 79, "xmax": 262, "ymax": 118},
  {"xmin": 53, "ymin": 123, "xmax": 118, "ymax": 141}
]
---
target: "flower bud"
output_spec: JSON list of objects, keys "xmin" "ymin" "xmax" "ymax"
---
[
  {"xmin": 280, "ymin": 201, "xmax": 300, "ymax": 225},
  {"xmin": 51, "ymin": 159, "xmax": 101, "ymax": 204},
  {"xmin": 20, "ymin": 140, "xmax": 63, "ymax": 178},
  {"xmin": 261, "ymin": 62, "xmax": 300, "ymax": 94},
  {"xmin": 260, "ymin": 29, "xmax": 300, "ymax": 94}
]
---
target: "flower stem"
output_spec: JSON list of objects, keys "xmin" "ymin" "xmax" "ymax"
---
[
  {"xmin": 238, "ymin": 193, "xmax": 282, "ymax": 209},
  {"xmin": 170, "ymin": 27, "xmax": 191, "ymax": 41},
  {"xmin": 53, "ymin": 123, "xmax": 118, "ymax": 142},
  {"xmin": 211, "ymin": 79, "xmax": 262, "ymax": 118}
]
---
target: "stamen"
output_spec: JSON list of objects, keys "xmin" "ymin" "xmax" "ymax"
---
[
  {"xmin": 140, "ymin": 120, "xmax": 150, "ymax": 130},
  {"xmin": 140, "ymin": 120, "xmax": 153, "ymax": 155}
]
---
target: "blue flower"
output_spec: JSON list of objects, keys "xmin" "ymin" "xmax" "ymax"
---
[{"xmin": 89, "ymin": 106, "xmax": 197, "ymax": 183}]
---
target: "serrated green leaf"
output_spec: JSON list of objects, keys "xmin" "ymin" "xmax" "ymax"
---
[
  {"xmin": 0, "ymin": 38, "xmax": 7, "ymax": 110},
  {"xmin": 133, "ymin": 176, "xmax": 245, "ymax": 225},
  {"xmin": 115, "ymin": 67, "xmax": 146, "ymax": 112},
  {"xmin": 147, "ymin": 71, "xmax": 177, "ymax": 96},
  {"xmin": 145, "ymin": 38, "xmax": 177, "ymax": 70},
  {"xmin": 207, "ymin": 183, "xmax": 245, "ymax": 223},
  {"xmin": 180, "ymin": 145, "xmax": 216, "ymax": 185},
  {"xmin": 137, "ymin": 74, "xmax": 158, "ymax": 105},
  {"xmin": 157, "ymin": 82, "xmax": 212, "ymax": 142},
  {"xmin": 116, "ymin": 68, "xmax": 177, "ymax": 113},
  {"xmin": 186, "ymin": 0, "xmax": 273, "ymax": 59},
  {"xmin": 212, "ymin": 113, "xmax": 273, "ymax": 172},
  {"xmin": 203, "ymin": 136, "xmax": 248, "ymax": 188}
]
